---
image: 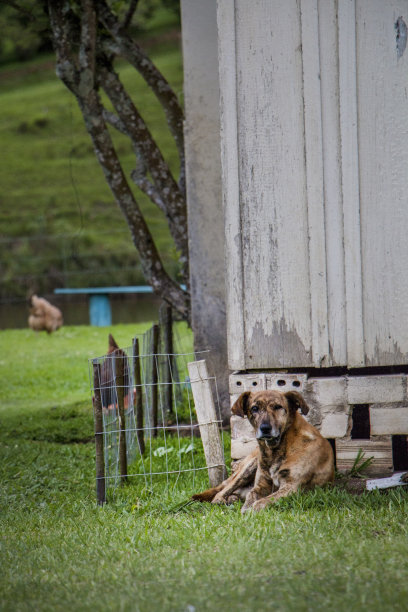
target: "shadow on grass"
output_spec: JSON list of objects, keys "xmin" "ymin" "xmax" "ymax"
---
[
  {"xmin": 0, "ymin": 400, "xmax": 94, "ymax": 444},
  {"xmin": 105, "ymin": 464, "xmax": 408, "ymax": 520}
]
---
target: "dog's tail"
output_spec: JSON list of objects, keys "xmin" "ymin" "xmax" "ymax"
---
[{"xmin": 191, "ymin": 485, "xmax": 223, "ymax": 503}]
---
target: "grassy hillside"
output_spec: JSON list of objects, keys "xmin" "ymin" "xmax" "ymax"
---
[
  {"xmin": 0, "ymin": 15, "xmax": 183, "ymax": 300},
  {"xmin": 2, "ymin": 325, "xmax": 408, "ymax": 611}
]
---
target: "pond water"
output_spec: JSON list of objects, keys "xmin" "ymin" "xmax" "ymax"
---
[{"xmin": 0, "ymin": 294, "xmax": 161, "ymax": 329}]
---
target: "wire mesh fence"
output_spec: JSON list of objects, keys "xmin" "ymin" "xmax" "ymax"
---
[{"xmin": 89, "ymin": 318, "xmax": 226, "ymax": 503}]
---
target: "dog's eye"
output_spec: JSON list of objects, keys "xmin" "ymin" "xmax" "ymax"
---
[
  {"xmin": 274, "ymin": 404, "xmax": 284, "ymax": 411},
  {"xmin": 251, "ymin": 405, "xmax": 259, "ymax": 413}
]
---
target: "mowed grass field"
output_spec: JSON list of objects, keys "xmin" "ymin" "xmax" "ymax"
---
[{"xmin": 1, "ymin": 325, "xmax": 408, "ymax": 611}]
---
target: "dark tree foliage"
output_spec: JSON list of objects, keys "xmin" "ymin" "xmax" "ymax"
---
[{"xmin": 0, "ymin": 2, "xmax": 51, "ymax": 62}]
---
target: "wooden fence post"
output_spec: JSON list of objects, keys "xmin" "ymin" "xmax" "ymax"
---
[
  {"xmin": 159, "ymin": 303, "xmax": 174, "ymax": 414},
  {"xmin": 132, "ymin": 337, "xmax": 145, "ymax": 455},
  {"xmin": 114, "ymin": 351, "xmax": 127, "ymax": 482},
  {"xmin": 151, "ymin": 324, "xmax": 160, "ymax": 437},
  {"xmin": 187, "ymin": 360, "xmax": 227, "ymax": 486},
  {"xmin": 93, "ymin": 361, "xmax": 106, "ymax": 505}
]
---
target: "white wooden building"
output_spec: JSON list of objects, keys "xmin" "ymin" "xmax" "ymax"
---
[{"xmin": 181, "ymin": 0, "xmax": 408, "ymax": 474}]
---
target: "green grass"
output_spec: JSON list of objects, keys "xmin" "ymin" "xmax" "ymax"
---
[
  {"xmin": 0, "ymin": 16, "xmax": 183, "ymax": 298},
  {"xmin": 1, "ymin": 326, "xmax": 408, "ymax": 611}
]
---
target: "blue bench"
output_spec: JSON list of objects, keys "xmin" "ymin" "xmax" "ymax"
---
[{"xmin": 54, "ymin": 286, "xmax": 156, "ymax": 326}]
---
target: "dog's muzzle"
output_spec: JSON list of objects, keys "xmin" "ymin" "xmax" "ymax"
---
[{"xmin": 256, "ymin": 423, "xmax": 280, "ymax": 445}]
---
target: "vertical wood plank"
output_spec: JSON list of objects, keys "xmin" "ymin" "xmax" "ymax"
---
[
  {"xmin": 217, "ymin": 0, "xmax": 246, "ymax": 370},
  {"xmin": 300, "ymin": 0, "xmax": 329, "ymax": 366},
  {"xmin": 318, "ymin": 0, "xmax": 347, "ymax": 365},
  {"xmin": 356, "ymin": 0, "xmax": 408, "ymax": 366},
  {"xmin": 338, "ymin": 0, "xmax": 365, "ymax": 367},
  {"xmin": 115, "ymin": 351, "xmax": 127, "ymax": 482},
  {"xmin": 159, "ymin": 303, "xmax": 174, "ymax": 414},
  {"xmin": 188, "ymin": 360, "xmax": 227, "ymax": 486},
  {"xmin": 235, "ymin": 0, "xmax": 312, "ymax": 369},
  {"xmin": 93, "ymin": 361, "xmax": 106, "ymax": 505},
  {"xmin": 151, "ymin": 324, "xmax": 159, "ymax": 437},
  {"xmin": 132, "ymin": 337, "xmax": 145, "ymax": 455}
]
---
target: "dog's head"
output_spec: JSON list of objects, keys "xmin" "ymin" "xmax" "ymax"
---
[{"xmin": 231, "ymin": 390, "xmax": 309, "ymax": 448}]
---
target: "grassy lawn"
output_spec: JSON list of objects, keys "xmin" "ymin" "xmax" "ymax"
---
[{"xmin": 1, "ymin": 325, "xmax": 408, "ymax": 612}]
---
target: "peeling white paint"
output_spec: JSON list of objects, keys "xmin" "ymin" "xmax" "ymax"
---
[{"xmin": 218, "ymin": 0, "xmax": 408, "ymax": 370}]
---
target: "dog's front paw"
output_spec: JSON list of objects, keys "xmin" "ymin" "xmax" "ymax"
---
[
  {"xmin": 212, "ymin": 492, "xmax": 228, "ymax": 505},
  {"xmin": 225, "ymin": 494, "xmax": 240, "ymax": 505},
  {"xmin": 241, "ymin": 502, "xmax": 253, "ymax": 514},
  {"xmin": 252, "ymin": 498, "xmax": 269, "ymax": 512}
]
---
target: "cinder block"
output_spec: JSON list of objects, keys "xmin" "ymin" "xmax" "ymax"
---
[
  {"xmin": 230, "ymin": 414, "xmax": 255, "ymax": 440},
  {"xmin": 370, "ymin": 405, "xmax": 408, "ymax": 435},
  {"xmin": 229, "ymin": 373, "xmax": 267, "ymax": 394},
  {"xmin": 267, "ymin": 373, "xmax": 308, "ymax": 392},
  {"xmin": 320, "ymin": 413, "xmax": 349, "ymax": 438},
  {"xmin": 231, "ymin": 438, "xmax": 258, "ymax": 460},
  {"xmin": 347, "ymin": 375, "xmax": 405, "ymax": 404},
  {"xmin": 307, "ymin": 377, "xmax": 347, "ymax": 406},
  {"xmin": 230, "ymin": 393, "xmax": 241, "ymax": 409},
  {"xmin": 335, "ymin": 437, "xmax": 393, "ymax": 477}
]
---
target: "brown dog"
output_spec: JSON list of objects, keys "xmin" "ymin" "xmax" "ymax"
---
[
  {"xmin": 193, "ymin": 390, "xmax": 334, "ymax": 513},
  {"xmin": 28, "ymin": 294, "xmax": 63, "ymax": 334}
]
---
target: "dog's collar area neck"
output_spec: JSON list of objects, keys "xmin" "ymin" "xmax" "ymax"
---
[
  {"xmin": 257, "ymin": 435, "xmax": 281, "ymax": 448},
  {"xmin": 256, "ymin": 432, "xmax": 271, "ymax": 440},
  {"xmin": 265, "ymin": 438, "xmax": 280, "ymax": 448},
  {"xmin": 260, "ymin": 427, "xmax": 290, "ymax": 447}
]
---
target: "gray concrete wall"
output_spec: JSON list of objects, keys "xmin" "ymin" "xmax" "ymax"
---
[{"xmin": 180, "ymin": 0, "xmax": 229, "ymax": 416}]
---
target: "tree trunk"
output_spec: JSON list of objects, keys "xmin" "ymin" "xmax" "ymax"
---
[{"xmin": 47, "ymin": 0, "xmax": 191, "ymax": 321}]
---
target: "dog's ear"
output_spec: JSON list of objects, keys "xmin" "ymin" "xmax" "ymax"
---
[
  {"xmin": 231, "ymin": 391, "xmax": 251, "ymax": 417},
  {"xmin": 285, "ymin": 391, "xmax": 309, "ymax": 415}
]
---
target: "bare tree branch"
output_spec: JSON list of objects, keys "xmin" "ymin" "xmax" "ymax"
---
[
  {"xmin": 102, "ymin": 108, "xmax": 149, "ymax": 188},
  {"xmin": 79, "ymin": 0, "xmax": 97, "ymax": 79},
  {"xmin": 99, "ymin": 62, "xmax": 188, "ymax": 275},
  {"xmin": 122, "ymin": 0, "xmax": 140, "ymax": 30},
  {"xmin": 102, "ymin": 109, "xmax": 128, "ymax": 135},
  {"xmin": 131, "ymin": 173, "xmax": 167, "ymax": 214},
  {"xmin": 48, "ymin": 2, "xmax": 79, "ymax": 94},
  {"xmin": 96, "ymin": 0, "xmax": 185, "ymax": 195}
]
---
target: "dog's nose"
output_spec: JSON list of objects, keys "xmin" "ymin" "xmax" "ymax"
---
[{"xmin": 260, "ymin": 423, "xmax": 272, "ymax": 434}]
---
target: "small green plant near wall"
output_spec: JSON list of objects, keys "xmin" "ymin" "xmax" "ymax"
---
[
  {"xmin": 348, "ymin": 448, "xmax": 374, "ymax": 478},
  {"xmin": 125, "ymin": 433, "xmax": 206, "ymax": 482}
]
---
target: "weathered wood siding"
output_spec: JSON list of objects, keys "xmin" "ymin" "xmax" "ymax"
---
[{"xmin": 219, "ymin": 0, "xmax": 408, "ymax": 370}]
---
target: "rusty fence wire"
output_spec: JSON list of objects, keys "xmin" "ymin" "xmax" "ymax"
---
[{"xmin": 88, "ymin": 326, "xmax": 225, "ymax": 503}]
